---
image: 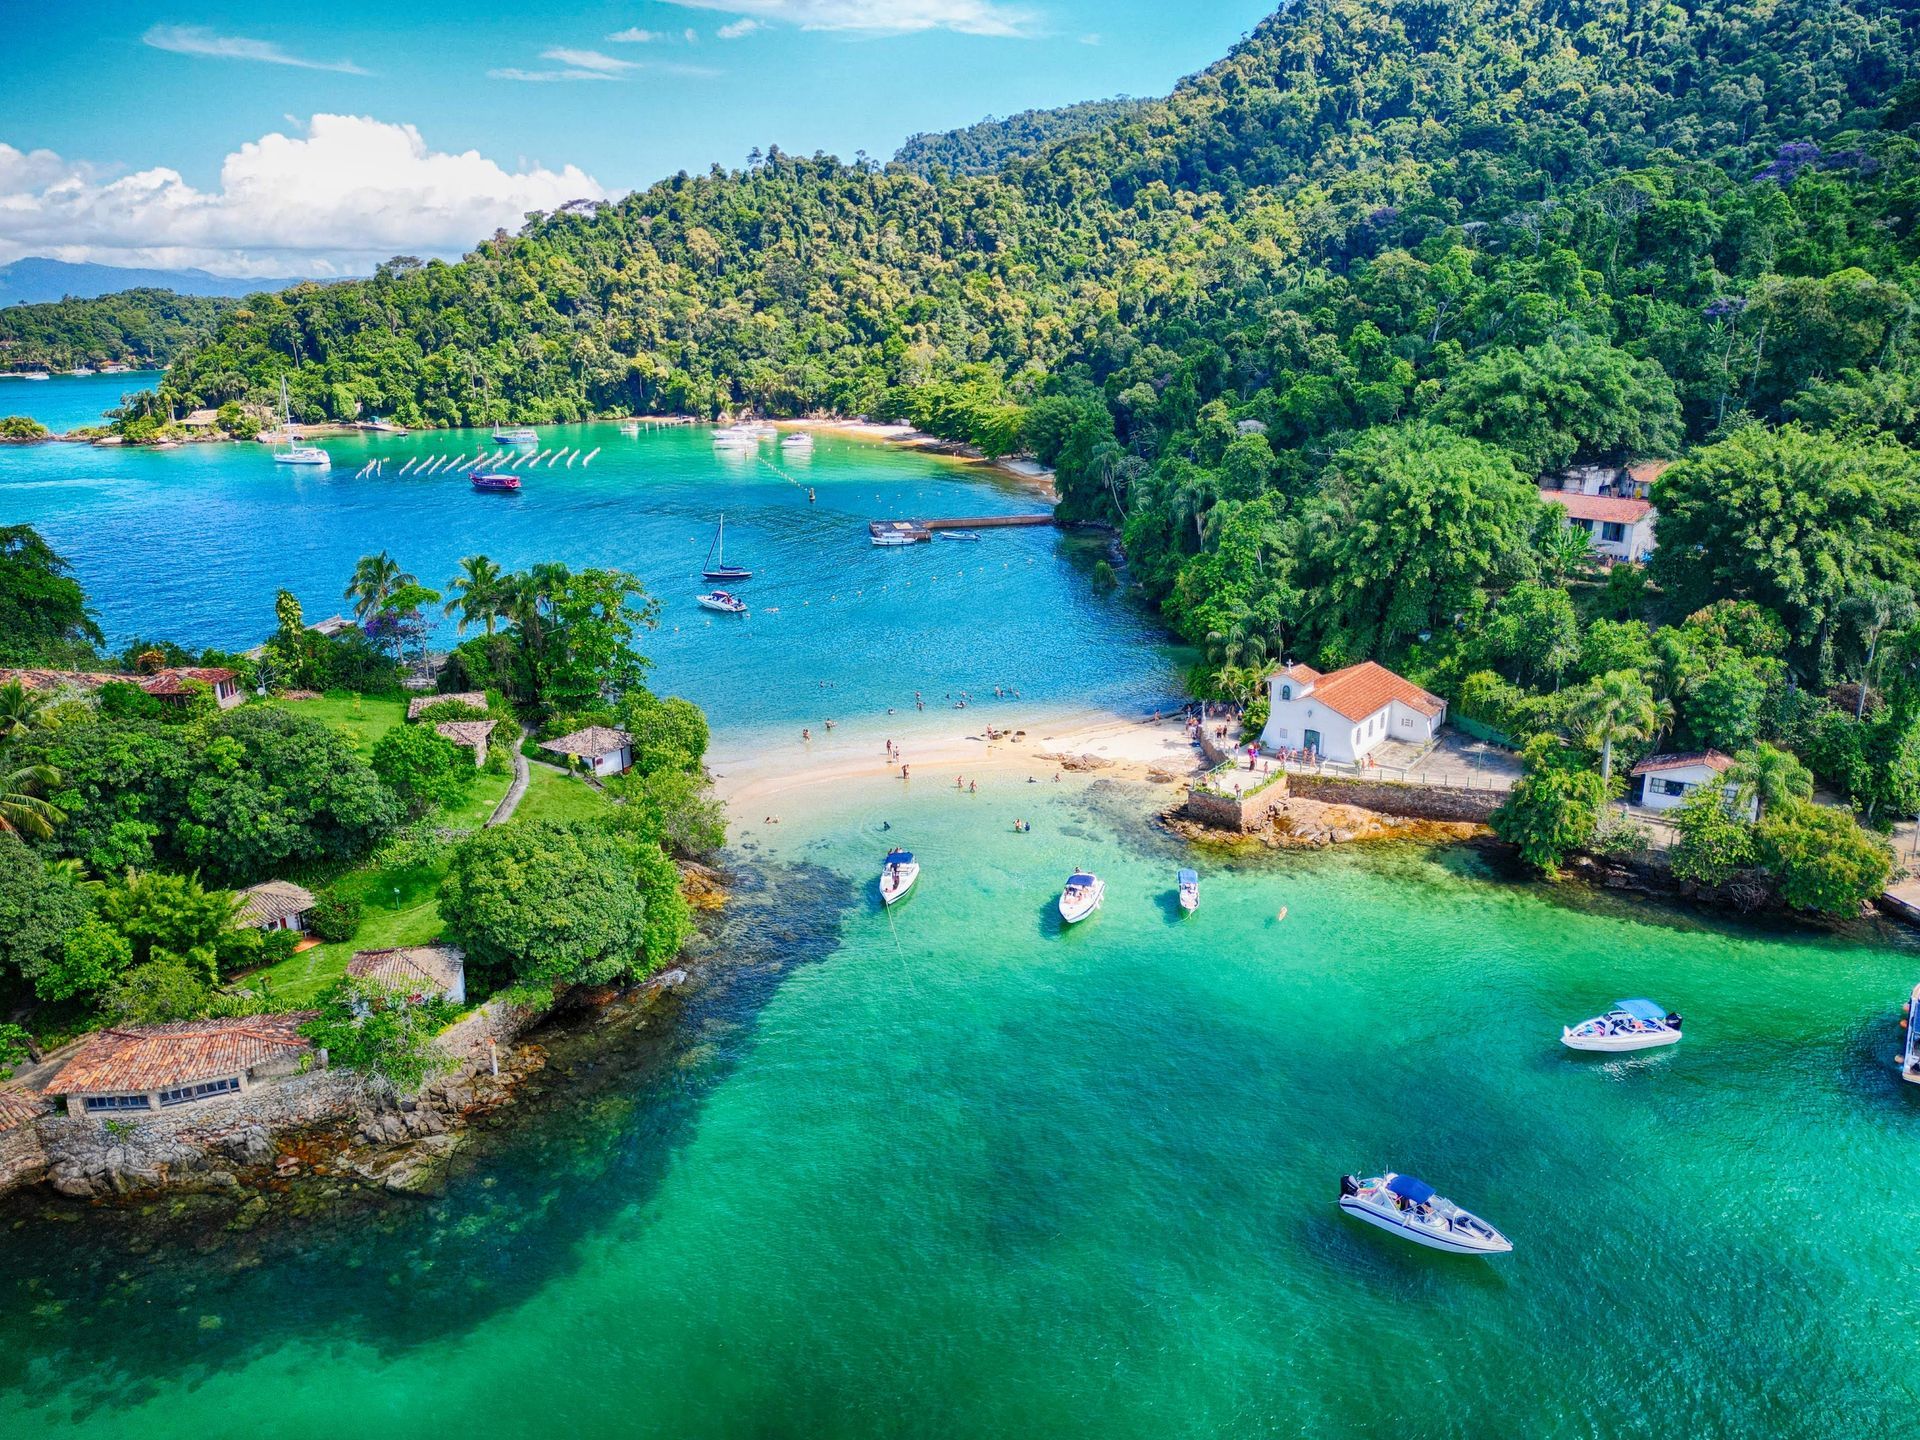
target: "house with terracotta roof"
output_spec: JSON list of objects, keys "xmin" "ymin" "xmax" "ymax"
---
[
  {"xmin": 1259, "ymin": 661, "xmax": 1447, "ymax": 764},
  {"xmin": 1540, "ymin": 490, "xmax": 1657, "ymax": 564},
  {"xmin": 408, "ymin": 691, "xmax": 487, "ymax": 721},
  {"xmin": 1630, "ymin": 751, "xmax": 1755, "ymax": 819},
  {"xmin": 234, "ymin": 879, "xmax": 317, "ymax": 934},
  {"xmin": 44, "ymin": 1014, "xmax": 320, "ymax": 1117},
  {"xmin": 346, "ymin": 945, "xmax": 466, "ymax": 1004},
  {"xmin": 433, "ymin": 718, "xmax": 496, "ymax": 768},
  {"xmin": 142, "ymin": 667, "xmax": 244, "ymax": 709},
  {"xmin": 539, "ymin": 726, "xmax": 633, "ymax": 777}
]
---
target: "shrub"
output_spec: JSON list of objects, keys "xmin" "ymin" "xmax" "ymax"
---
[
  {"xmin": 371, "ymin": 723, "xmax": 473, "ymax": 815},
  {"xmin": 1490, "ymin": 736, "xmax": 1607, "ymax": 874},
  {"xmin": 1669, "ymin": 789, "xmax": 1757, "ymax": 887},
  {"xmin": 308, "ymin": 891, "xmax": 363, "ymax": 944},
  {"xmin": 300, "ymin": 976, "xmax": 458, "ymax": 1093},
  {"xmin": 1754, "ymin": 801, "xmax": 1894, "ymax": 917}
]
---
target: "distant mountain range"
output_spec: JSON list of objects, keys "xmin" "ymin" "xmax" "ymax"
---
[{"xmin": 0, "ymin": 258, "xmax": 317, "ymax": 307}]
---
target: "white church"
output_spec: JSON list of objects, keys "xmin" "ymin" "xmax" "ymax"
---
[{"xmin": 1258, "ymin": 661, "xmax": 1447, "ymax": 765}]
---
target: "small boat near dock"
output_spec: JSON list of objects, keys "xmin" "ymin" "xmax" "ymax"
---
[
  {"xmin": 1178, "ymin": 869, "xmax": 1199, "ymax": 914},
  {"xmin": 697, "ymin": 590, "xmax": 748, "ymax": 614},
  {"xmin": 470, "ymin": 470, "xmax": 521, "ymax": 493},
  {"xmin": 493, "ymin": 425, "xmax": 538, "ymax": 445},
  {"xmin": 1338, "ymin": 1173, "xmax": 1512, "ymax": 1255},
  {"xmin": 880, "ymin": 850, "xmax": 919, "ymax": 906},
  {"xmin": 1059, "ymin": 871, "xmax": 1105, "ymax": 925},
  {"xmin": 870, "ymin": 520, "xmax": 928, "ymax": 547},
  {"xmin": 1561, "ymin": 998, "xmax": 1682, "ymax": 1052},
  {"xmin": 1900, "ymin": 983, "xmax": 1920, "ymax": 1083},
  {"xmin": 936, "ymin": 530, "xmax": 982, "ymax": 542}
]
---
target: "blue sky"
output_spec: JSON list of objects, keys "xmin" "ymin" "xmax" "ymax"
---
[{"xmin": 0, "ymin": 0, "xmax": 1274, "ymax": 276}]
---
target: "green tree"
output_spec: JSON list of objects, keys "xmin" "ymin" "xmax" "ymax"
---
[
  {"xmin": 440, "ymin": 821, "xmax": 651, "ymax": 987},
  {"xmin": 301, "ymin": 976, "xmax": 458, "ymax": 1093},
  {"xmin": 1838, "ymin": 581, "xmax": 1917, "ymax": 717},
  {"xmin": 445, "ymin": 554, "xmax": 508, "ymax": 637},
  {"xmin": 344, "ymin": 551, "xmax": 416, "ymax": 622},
  {"xmin": 1434, "ymin": 339, "xmax": 1683, "ymax": 475},
  {"xmin": 1669, "ymin": 788, "xmax": 1758, "ymax": 888},
  {"xmin": 618, "ymin": 691, "xmax": 710, "ymax": 775},
  {"xmin": 0, "ymin": 835, "xmax": 89, "ymax": 1001},
  {"xmin": 99, "ymin": 955, "xmax": 217, "ymax": 1027},
  {"xmin": 1728, "ymin": 743, "xmax": 1814, "ymax": 821},
  {"xmin": 1491, "ymin": 736, "xmax": 1608, "ymax": 874},
  {"xmin": 0, "ymin": 525, "xmax": 101, "ymax": 663},
  {"xmin": 1485, "ymin": 582, "xmax": 1581, "ymax": 690},
  {"xmin": 371, "ymin": 722, "xmax": 473, "ymax": 816},
  {"xmin": 1568, "ymin": 670, "xmax": 1659, "ymax": 786},
  {"xmin": 1754, "ymin": 802, "xmax": 1894, "ymax": 917}
]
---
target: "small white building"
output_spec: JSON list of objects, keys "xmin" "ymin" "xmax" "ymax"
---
[
  {"xmin": 1630, "ymin": 751, "xmax": 1757, "ymax": 819},
  {"xmin": 539, "ymin": 726, "xmax": 633, "ymax": 778},
  {"xmin": 234, "ymin": 879, "xmax": 317, "ymax": 934},
  {"xmin": 1258, "ymin": 661, "xmax": 1446, "ymax": 764},
  {"xmin": 1540, "ymin": 490, "xmax": 1657, "ymax": 564}
]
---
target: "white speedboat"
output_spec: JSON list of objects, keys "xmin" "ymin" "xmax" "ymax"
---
[
  {"xmin": 696, "ymin": 590, "xmax": 748, "ymax": 615},
  {"xmin": 1059, "ymin": 871, "xmax": 1104, "ymax": 924},
  {"xmin": 936, "ymin": 530, "xmax": 982, "ymax": 542},
  {"xmin": 1178, "ymin": 868, "xmax": 1199, "ymax": 914},
  {"xmin": 1338, "ymin": 1173, "xmax": 1512, "ymax": 1255},
  {"xmin": 780, "ymin": 431, "xmax": 813, "ymax": 451},
  {"xmin": 1900, "ymin": 983, "xmax": 1920, "ymax": 1084},
  {"xmin": 493, "ymin": 425, "xmax": 538, "ymax": 445},
  {"xmin": 271, "ymin": 379, "xmax": 330, "ymax": 466},
  {"xmin": 880, "ymin": 850, "xmax": 919, "ymax": 906},
  {"xmin": 1562, "ymin": 998, "xmax": 1683, "ymax": 1052},
  {"xmin": 619, "ymin": 421, "xmax": 641, "ymax": 435}
]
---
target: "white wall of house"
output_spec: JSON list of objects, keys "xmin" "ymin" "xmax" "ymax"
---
[
  {"xmin": 1561, "ymin": 512, "xmax": 1656, "ymax": 563},
  {"xmin": 1636, "ymin": 766, "xmax": 1756, "ymax": 819},
  {"xmin": 1260, "ymin": 695, "xmax": 1437, "ymax": 763},
  {"xmin": 587, "ymin": 745, "xmax": 631, "ymax": 777}
]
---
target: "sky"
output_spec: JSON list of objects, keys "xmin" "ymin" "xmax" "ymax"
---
[{"xmin": 0, "ymin": 0, "xmax": 1275, "ymax": 277}]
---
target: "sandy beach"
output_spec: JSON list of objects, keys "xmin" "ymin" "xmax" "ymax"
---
[
  {"xmin": 711, "ymin": 707, "xmax": 1205, "ymax": 824},
  {"xmin": 775, "ymin": 416, "xmax": 1059, "ymax": 499}
]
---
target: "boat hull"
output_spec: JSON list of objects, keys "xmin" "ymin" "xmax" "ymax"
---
[
  {"xmin": 697, "ymin": 596, "xmax": 747, "ymax": 614},
  {"xmin": 703, "ymin": 567, "xmax": 753, "ymax": 581},
  {"xmin": 1338, "ymin": 1197, "xmax": 1512, "ymax": 1254},
  {"xmin": 881, "ymin": 865, "xmax": 920, "ymax": 906},
  {"xmin": 1561, "ymin": 1027, "xmax": 1682, "ymax": 1053},
  {"xmin": 1059, "ymin": 882, "xmax": 1104, "ymax": 924}
]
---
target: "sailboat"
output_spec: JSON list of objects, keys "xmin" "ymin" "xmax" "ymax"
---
[
  {"xmin": 702, "ymin": 514, "xmax": 753, "ymax": 581},
  {"xmin": 272, "ymin": 377, "xmax": 331, "ymax": 467}
]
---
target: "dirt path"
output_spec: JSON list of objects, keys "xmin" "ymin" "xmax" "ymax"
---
[{"xmin": 487, "ymin": 724, "xmax": 533, "ymax": 827}]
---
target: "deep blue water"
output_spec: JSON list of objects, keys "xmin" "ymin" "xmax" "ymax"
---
[{"xmin": 0, "ymin": 370, "xmax": 162, "ymax": 432}]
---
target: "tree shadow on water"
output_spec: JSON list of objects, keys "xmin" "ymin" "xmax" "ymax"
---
[{"xmin": 0, "ymin": 856, "xmax": 857, "ymax": 1419}]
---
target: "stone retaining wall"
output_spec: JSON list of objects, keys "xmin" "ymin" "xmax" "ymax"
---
[
  {"xmin": 0, "ymin": 1121, "xmax": 48, "ymax": 1192},
  {"xmin": 1183, "ymin": 775, "xmax": 1290, "ymax": 832},
  {"xmin": 1287, "ymin": 773, "xmax": 1503, "ymax": 823}
]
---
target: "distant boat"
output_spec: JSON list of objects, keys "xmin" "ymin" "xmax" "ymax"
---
[
  {"xmin": 702, "ymin": 514, "xmax": 753, "ymax": 581},
  {"xmin": 880, "ymin": 850, "xmax": 919, "ymax": 906},
  {"xmin": 936, "ymin": 530, "xmax": 982, "ymax": 542},
  {"xmin": 781, "ymin": 431, "xmax": 813, "ymax": 451},
  {"xmin": 13, "ymin": 371, "xmax": 50, "ymax": 381},
  {"xmin": 1178, "ymin": 869, "xmax": 1199, "ymax": 914},
  {"xmin": 272, "ymin": 376, "xmax": 330, "ymax": 467},
  {"xmin": 470, "ymin": 470, "xmax": 521, "ymax": 493},
  {"xmin": 493, "ymin": 425, "xmax": 538, "ymax": 445},
  {"xmin": 363, "ymin": 416, "xmax": 408, "ymax": 434},
  {"xmin": 66, "ymin": 367, "xmax": 94, "ymax": 377},
  {"xmin": 697, "ymin": 590, "xmax": 748, "ymax": 615},
  {"xmin": 1059, "ymin": 871, "xmax": 1104, "ymax": 925},
  {"xmin": 1901, "ymin": 983, "xmax": 1920, "ymax": 1084},
  {"xmin": 1339, "ymin": 1173, "xmax": 1512, "ymax": 1255},
  {"xmin": 620, "ymin": 421, "xmax": 640, "ymax": 436}
]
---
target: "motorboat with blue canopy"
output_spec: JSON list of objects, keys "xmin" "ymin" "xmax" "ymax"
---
[
  {"xmin": 1339, "ymin": 1171, "xmax": 1511, "ymax": 1255},
  {"xmin": 1177, "ymin": 868, "xmax": 1199, "ymax": 914},
  {"xmin": 880, "ymin": 849, "xmax": 919, "ymax": 907},
  {"xmin": 1901, "ymin": 982, "xmax": 1920, "ymax": 1084},
  {"xmin": 1562, "ymin": 997, "xmax": 1683, "ymax": 1052},
  {"xmin": 1059, "ymin": 870, "xmax": 1105, "ymax": 925}
]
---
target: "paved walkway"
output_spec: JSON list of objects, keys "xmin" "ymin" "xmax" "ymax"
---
[{"xmin": 486, "ymin": 724, "xmax": 533, "ymax": 827}]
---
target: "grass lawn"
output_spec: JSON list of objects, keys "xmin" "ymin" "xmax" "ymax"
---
[
  {"xmin": 256, "ymin": 855, "xmax": 452, "ymax": 1005},
  {"xmin": 436, "ymin": 765, "xmax": 516, "ymax": 830},
  {"xmin": 512, "ymin": 763, "xmax": 611, "ymax": 825},
  {"xmin": 274, "ymin": 690, "xmax": 409, "ymax": 758}
]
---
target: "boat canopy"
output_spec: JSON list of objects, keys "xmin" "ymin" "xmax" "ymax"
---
[
  {"xmin": 1178, "ymin": 869, "xmax": 1198, "ymax": 885},
  {"xmin": 1385, "ymin": 1174, "xmax": 1435, "ymax": 1204},
  {"xmin": 1067, "ymin": 873, "xmax": 1096, "ymax": 887},
  {"xmin": 886, "ymin": 852, "xmax": 914, "ymax": 866},
  {"xmin": 1615, "ymin": 998, "xmax": 1668, "ymax": 1022}
]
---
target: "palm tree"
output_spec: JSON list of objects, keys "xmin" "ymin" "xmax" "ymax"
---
[
  {"xmin": 0, "ymin": 681, "xmax": 52, "ymax": 745},
  {"xmin": 343, "ymin": 551, "xmax": 416, "ymax": 622},
  {"xmin": 1205, "ymin": 605, "xmax": 1272, "ymax": 672},
  {"xmin": 1571, "ymin": 670, "xmax": 1658, "ymax": 787},
  {"xmin": 1537, "ymin": 523, "xmax": 1598, "ymax": 587},
  {"xmin": 445, "ymin": 555, "xmax": 507, "ymax": 636},
  {"xmin": 1729, "ymin": 743, "xmax": 1813, "ymax": 821},
  {"xmin": 1840, "ymin": 581, "xmax": 1917, "ymax": 718},
  {"xmin": 0, "ymin": 754, "xmax": 62, "ymax": 839}
]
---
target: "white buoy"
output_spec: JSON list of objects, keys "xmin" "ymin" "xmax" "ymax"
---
[
  {"xmin": 398, "ymin": 458, "xmax": 416, "ymax": 475},
  {"xmin": 565, "ymin": 450, "xmax": 577, "ymax": 468}
]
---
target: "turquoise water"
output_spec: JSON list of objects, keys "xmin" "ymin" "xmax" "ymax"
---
[
  {"xmin": 3, "ymin": 390, "xmax": 1919, "ymax": 1435},
  {"xmin": 0, "ymin": 369, "xmax": 162, "ymax": 433},
  {"xmin": 0, "ymin": 419, "xmax": 1178, "ymax": 736}
]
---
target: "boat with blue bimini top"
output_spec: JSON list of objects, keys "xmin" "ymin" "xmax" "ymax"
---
[
  {"xmin": 1059, "ymin": 871, "xmax": 1105, "ymax": 925},
  {"xmin": 880, "ymin": 850, "xmax": 919, "ymax": 906},
  {"xmin": 1562, "ymin": 998, "xmax": 1683, "ymax": 1053},
  {"xmin": 1338, "ymin": 1173, "xmax": 1512, "ymax": 1255},
  {"xmin": 1178, "ymin": 868, "xmax": 1199, "ymax": 914},
  {"xmin": 1900, "ymin": 983, "xmax": 1920, "ymax": 1084},
  {"xmin": 696, "ymin": 590, "xmax": 748, "ymax": 615}
]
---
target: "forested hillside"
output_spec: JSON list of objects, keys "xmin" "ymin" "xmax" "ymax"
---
[
  {"xmin": 148, "ymin": 0, "xmax": 1920, "ymax": 746},
  {"xmin": 892, "ymin": 96, "xmax": 1149, "ymax": 175},
  {"xmin": 0, "ymin": 288, "xmax": 236, "ymax": 373}
]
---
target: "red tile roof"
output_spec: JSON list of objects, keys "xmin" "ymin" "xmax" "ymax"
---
[
  {"xmin": 433, "ymin": 719, "xmax": 497, "ymax": 750},
  {"xmin": 1627, "ymin": 460, "xmax": 1673, "ymax": 485},
  {"xmin": 1270, "ymin": 662, "xmax": 1322, "ymax": 686},
  {"xmin": 1542, "ymin": 491, "xmax": 1653, "ymax": 524},
  {"xmin": 234, "ymin": 880, "xmax": 317, "ymax": 928},
  {"xmin": 46, "ymin": 1014, "xmax": 317, "ymax": 1096},
  {"xmin": 1306, "ymin": 661, "xmax": 1446, "ymax": 723},
  {"xmin": 1631, "ymin": 750, "xmax": 1734, "ymax": 777},
  {"xmin": 408, "ymin": 691, "xmax": 487, "ymax": 721},
  {"xmin": 539, "ymin": 726, "xmax": 631, "ymax": 760},
  {"xmin": 140, "ymin": 668, "xmax": 236, "ymax": 697},
  {"xmin": 0, "ymin": 1086, "xmax": 45, "ymax": 1132},
  {"xmin": 347, "ymin": 945, "xmax": 465, "ymax": 996}
]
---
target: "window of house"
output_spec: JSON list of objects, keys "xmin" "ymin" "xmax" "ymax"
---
[
  {"xmin": 1567, "ymin": 517, "xmax": 1593, "ymax": 533},
  {"xmin": 83, "ymin": 1093, "xmax": 151, "ymax": 1113},
  {"xmin": 1400, "ymin": 717, "xmax": 1413, "ymax": 729},
  {"xmin": 158, "ymin": 1076, "xmax": 241, "ymax": 1107},
  {"xmin": 1601, "ymin": 521, "xmax": 1627, "ymax": 543},
  {"xmin": 1652, "ymin": 777, "xmax": 1691, "ymax": 797},
  {"xmin": 1274, "ymin": 727, "xmax": 1289, "ymax": 740}
]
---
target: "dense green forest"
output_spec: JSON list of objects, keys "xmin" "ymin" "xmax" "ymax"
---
[
  {"xmin": 0, "ymin": 288, "xmax": 236, "ymax": 373},
  {"xmin": 111, "ymin": 0, "xmax": 1920, "ymax": 887},
  {"xmin": 892, "ymin": 96, "xmax": 1150, "ymax": 175}
]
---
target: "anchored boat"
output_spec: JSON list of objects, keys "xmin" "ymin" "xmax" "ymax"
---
[
  {"xmin": 271, "ymin": 377, "xmax": 330, "ymax": 467},
  {"xmin": 1178, "ymin": 868, "xmax": 1199, "ymax": 914},
  {"xmin": 1900, "ymin": 983, "xmax": 1920, "ymax": 1083},
  {"xmin": 880, "ymin": 850, "xmax": 919, "ymax": 906},
  {"xmin": 697, "ymin": 590, "xmax": 748, "ymax": 615},
  {"xmin": 702, "ymin": 514, "xmax": 753, "ymax": 581},
  {"xmin": 471, "ymin": 470, "xmax": 521, "ymax": 493},
  {"xmin": 1059, "ymin": 871, "xmax": 1105, "ymax": 925},
  {"xmin": 1338, "ymin": 1173, "xmax": 1512, "ymax": 1255},
  {"xmin": 1561, "ymin": 998, "xmax": 1683, "ymax": 1052},
  {"xmin": 493, "ymin": 425, "xmax": 538, "ymax": 445}
]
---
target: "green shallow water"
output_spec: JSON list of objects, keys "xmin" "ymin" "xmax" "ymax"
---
[{"xmin": 2, "ymin": 773, "xmax": 1917, "ymax": 1437}]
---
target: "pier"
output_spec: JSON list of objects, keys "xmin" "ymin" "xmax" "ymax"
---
[{"xmin": 868, "ymin": 514, "xmax": 1055, "ymax": 544}]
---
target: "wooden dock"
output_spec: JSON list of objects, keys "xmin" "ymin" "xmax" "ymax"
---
[{"xmin": 867, "ymin": 514, "xmax": 1055, "ymax": 544}]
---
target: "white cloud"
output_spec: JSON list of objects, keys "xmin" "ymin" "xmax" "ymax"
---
[
  {"xmin": 540, "ymin": 46, "xmax": 639, "ymax": 73},
  {"xmin": 657, "ymin": 0, "xmax": 1033, "ymax": 36},
  {"xmin": 143, "ymin": 23, "xmax": 370, "ymax": 75},
  {"xmin": 486, "ymin": 67, "xmax": 622, "ymax": 82},
  {"xmin": 717, "ymin": 18, "xmax": 763, "ymax": 38},
  {"xmin": 0, "ymin": 115, "xmax": 604, "ymax": 277},
  {"xmin": 490, "ymin": 44, "xmax": 720, "ymax": 81},
  {"xmin": 606, "ymin": 27, "xmax": 666, "ymax": 42}
]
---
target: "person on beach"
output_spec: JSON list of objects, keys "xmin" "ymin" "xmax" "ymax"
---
[
  {"xmin": 969, "ymin": 781, "xmax": 977, "ymax": 794},
  {"xmin": 901, "ymin": 764, "xmax": 910, "ymax": 779},
  {"xmin": 802, "ymin": 728, "xmax": 811, "ymax": 742},
  {"xmin": 955, "ymin": 776, "xmax": 964, "ymax": 789}
]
